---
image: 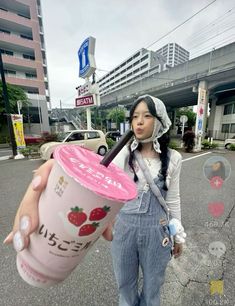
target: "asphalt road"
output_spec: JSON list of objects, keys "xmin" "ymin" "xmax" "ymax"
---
[{"xmin": 0, "ymin": 149, "xmax": 234, "ymax": 306}]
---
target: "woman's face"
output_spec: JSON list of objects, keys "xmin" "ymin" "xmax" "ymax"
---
[{"xmin": 131, "ymin": 101, "xmax": 155, "ymax": 140}]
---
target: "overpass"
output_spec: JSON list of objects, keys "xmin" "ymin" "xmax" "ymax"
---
[{"xmin": 100, "ymin": 42, "xmax": 235, "ymax": 110}]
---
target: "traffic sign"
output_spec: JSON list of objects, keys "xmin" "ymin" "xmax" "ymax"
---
[
  {"xmin": 180, "ymin": 115, "xmax": 188, "ymax": 124},
  {"xmin": 78, "ymin": 37, "xmax": 96, "ymax": 78}
]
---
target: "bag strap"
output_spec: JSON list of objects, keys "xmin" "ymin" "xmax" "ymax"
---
[{"xmin": 134, "ymin": 150, "xmax": 170, "ymax": 220}]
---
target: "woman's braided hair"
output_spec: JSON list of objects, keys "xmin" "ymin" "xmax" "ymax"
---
[{"xmin": 128, "ymin": 96, "xmax": 170, "ymax": 191}]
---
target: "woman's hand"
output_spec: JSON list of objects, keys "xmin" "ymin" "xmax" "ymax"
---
[
  {"xmin": 173, "ymin": 242, "xmax": 183, "ymax": 258},
  {"xmin": 3, "ymin": 159, "xmax": 54, "ymax": 252}
]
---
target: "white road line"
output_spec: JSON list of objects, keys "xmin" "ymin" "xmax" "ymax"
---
[{"xmin": 182, "ymin": 151, "xmax": 212, "ymax": 162}]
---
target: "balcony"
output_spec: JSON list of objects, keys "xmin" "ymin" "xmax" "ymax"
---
[
  {"xmin": 5, "ymin": 74, "xmax": 45, "ymax": 94},
  {"xmin": 0, "ymin": 9, "xmax": 31, "ymax": 28},
  {"xmin": 0, "ymin": 31, "xmax": 37, "ymax": 49},
  {"xmin": 2, "ymin": 53, "xmax": 37, "ymax": 69}
]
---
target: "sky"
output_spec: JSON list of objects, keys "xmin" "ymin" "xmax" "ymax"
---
[{"xmin": 40, "ymin": 0, "xmax": 235, "ymax": 108}]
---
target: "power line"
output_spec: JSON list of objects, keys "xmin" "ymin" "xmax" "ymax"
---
[{"xmin": 145, "ymin": 0, "xmax": 217, "ymax": 49}]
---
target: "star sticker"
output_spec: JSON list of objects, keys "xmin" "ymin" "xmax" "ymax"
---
[
  {"xmin": 199, "ymin": 107, "xmax": 204, "ymax": 116},
  {"xmin": 210, "ymin": 176, "xmax": 224, "ymax": 189}
]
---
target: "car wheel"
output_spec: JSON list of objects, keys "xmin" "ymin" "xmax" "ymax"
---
[
  {"xmin": 98, "ymin": 146, "xmax": 107, "ymax": 156},
  {"xmin": 225, "ymin": 143, "xmax": 230, "ymax": 149}
]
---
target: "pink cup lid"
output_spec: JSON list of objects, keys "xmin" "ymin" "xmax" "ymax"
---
[{"xmin": 54, "ymin": 145, "xmax": 137, "ymax": 202}]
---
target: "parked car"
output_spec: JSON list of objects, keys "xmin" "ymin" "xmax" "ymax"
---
[
  {"xmin": 105, "ymin": 130, "xmax": 121, "ymax": 141},
  {"xmin": 40, "ymin": 130, "xmax": 108, "ymax": 160},
  {"xmin": 224, "ymin": 136, "xmax": 235, "ymax": 149},
  {"xmin": 24, "ymin": 134, "xmax": 43, "ymax": 145}
]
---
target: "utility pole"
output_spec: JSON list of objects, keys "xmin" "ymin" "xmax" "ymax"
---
[{"xmin": 0, "ymin": 50, "xmax": 17, "ymax": 156}]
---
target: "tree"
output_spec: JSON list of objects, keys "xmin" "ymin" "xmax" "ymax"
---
[
  {"xmin": 176, "ymin": 107, "xmax": 196, "ymax": 128},
  {"xmin": 0, "ymin": 81, "xmax": 29, "ymax": 114},
  {"xmin": 107, "ymin": 107, "xmax": 126, "ymax": 129}
]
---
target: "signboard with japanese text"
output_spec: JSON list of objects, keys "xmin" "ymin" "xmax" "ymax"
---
[
  {"xmin": 11, "ymin": 114, "xmax": 26, "ymax": 149},
  {"xmin": 75, "ymin": 94, "xmax": 100, "ymax": 108},
  {"xmin": 78, "ymin": 37, "xmax": 96, "ymax": 78},
  {"xmin": 196, "ymin": 88, "xmax": 207, "ymax": 136}
]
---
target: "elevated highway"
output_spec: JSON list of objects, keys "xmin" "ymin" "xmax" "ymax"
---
[{"xmin": 100, "ymin": 42, "xmax": 235, "ymax": 110}]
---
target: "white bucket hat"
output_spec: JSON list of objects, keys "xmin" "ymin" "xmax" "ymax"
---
[{"xmin": 130, "ymin": 94, "xmax": 172, "ymax": 153}]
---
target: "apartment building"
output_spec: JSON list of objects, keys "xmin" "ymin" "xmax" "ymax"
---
[
  {"xmin": 0, "ymin": 0, "xmax": 50, "ymax": 133},
  {"xmin": 98, "ymin": 48, "xmax": 166, "ymax": 96},
  {"xmin": 156, "ymin": 43, "xmax": 189, "ymax": 67}
]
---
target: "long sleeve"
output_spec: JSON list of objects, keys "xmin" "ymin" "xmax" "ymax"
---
[{"xmin": 166, "ymin": 155, "xmax": 182, "ymax": 222}]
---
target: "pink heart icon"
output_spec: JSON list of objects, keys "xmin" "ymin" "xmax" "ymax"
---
[{"xmin": 208, "ymin": 202, "xmax": 224, "ymax": 218}]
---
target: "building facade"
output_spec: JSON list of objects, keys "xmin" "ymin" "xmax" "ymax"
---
[
  {"xmin": 156, "ymin": 43, "xmax": 189, "ymax": 67},
  {"xmin": 0, "ymin": 0, "xmax": 50, "ymax": 133},
  {"xmin": 98, "ymin": 48, "xmax": 166, "ymax": 96}
]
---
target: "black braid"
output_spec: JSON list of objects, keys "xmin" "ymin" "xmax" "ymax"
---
[{"xmin": 158, "ymin": 132, "xmax": 170, "ymax": 191}]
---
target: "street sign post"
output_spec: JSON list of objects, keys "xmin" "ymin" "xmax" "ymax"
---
[{"xmin": 180, "ymin": 115, "xmax": 188, "ymax": 139}]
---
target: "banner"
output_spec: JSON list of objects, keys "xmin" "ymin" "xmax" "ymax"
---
[{"xmin": 11, "ymin": 114, "xmax": 26, "ymax": 149}]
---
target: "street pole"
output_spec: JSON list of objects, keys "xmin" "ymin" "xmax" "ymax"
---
[{"xmin": 0, "ymin": 50, "xmax": 17, "ymax": 156}]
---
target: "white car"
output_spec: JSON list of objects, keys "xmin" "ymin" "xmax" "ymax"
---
[
  {"xmin": 224, "ymin": 136, "xmax": 235, "ymax": 149},
  {"xmin": 40, "ymin": 130, "xmax": 108, "ymax": 160}
]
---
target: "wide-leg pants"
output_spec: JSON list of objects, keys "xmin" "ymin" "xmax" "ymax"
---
[{"xmin": 111, "ymin": 202, "xmax": 172, "ymax": 306}]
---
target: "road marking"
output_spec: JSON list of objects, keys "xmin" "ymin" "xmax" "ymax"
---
[
  {"xmin": 182, "ymin": 151, "xmax": 212, "ymax": 162},
  {"xmin": 0, "ymin": 156, "xmax": 10, "ymax": 161}
]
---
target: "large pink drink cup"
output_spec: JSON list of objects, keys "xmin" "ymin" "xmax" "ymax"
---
[{"xmin": 16, "ymin": 145, "xmax": 137, "ymax": 288}]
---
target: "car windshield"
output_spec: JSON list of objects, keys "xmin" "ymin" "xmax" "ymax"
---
[{"xmin": 57, "ymin": 132, "xmax": 71, "ymax": 142}]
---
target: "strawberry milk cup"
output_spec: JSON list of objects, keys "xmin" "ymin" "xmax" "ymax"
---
[{"xmin": 16, "ymin": 144, "xmax": 137, "ymax": 288}]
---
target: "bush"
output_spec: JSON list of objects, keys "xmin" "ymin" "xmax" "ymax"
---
[
  {"xmin": 210, "ymin": 142, "xmax": 219, "ymax": 149},
  {"xmin": 202, "ymin": 140, "xmax": 219, "ymax": 149},
  {"xmin": 0, "ymin": 134, "xmax": 10, "ymax": 144},
  {"xmin": 229, "ymin": 144, "xmax": 235, "ymax": 151},
  {"xmin": 19, "ymin": 145, "xmax": 40, "ymax": 158},
  {"xmin": 41, "ymin": 132, "xmax": 59, "ymax": 143},
  {"xmin": 169, "ymin": 140, "xmax": 178, "ymax": 150},
  {"xmin": 201, "ymin": 140, "xmax": 211, "ymax": 149},
  {"xmin": 106, "ymin": 137, "xmax": 116, "ymax": 150}
]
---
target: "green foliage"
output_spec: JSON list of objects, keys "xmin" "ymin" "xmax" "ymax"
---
[
  {"xmin": 19, "ymin": 145, "xmax": 40, "ymax": 158},
  {"xmin": 0, "ymin": 81, "xmax": 29, "ymax": 114},
  {"xmin": 176, "ymin": 107, "xmax": 196, "ymax": 128},
  {"xmin": 169, "ymin": 140, "xmax": 179, "ymax": 150},
  {"xmin": 228, "ymin": 144, "xmax": 235, "ymax": 151},
  {"xmin": 201, "ymin": 140, "xmax": 219, "ymax": 149},
  {"xmin": 106, "ymin": 137, "xmax": 116, "ymax": 150},
  {"xmin": 107, "ymin": 107, "xmax": 125, "ymax": 128}
]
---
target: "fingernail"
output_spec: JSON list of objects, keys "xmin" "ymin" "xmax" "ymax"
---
[
  {"xmin": 13, "ymin": 231, "xmax": 25, "ymax": 252},
  {"xmin": 32, "ymin": 175, "xmax": 41, "ymax": 189},
  {"xmin": 20, "ymin": 216, "xmax": 31, "ymax": 235},
  {"xmin": 3, "ymin": 232, "xmax": 13, "ymax": 244}
]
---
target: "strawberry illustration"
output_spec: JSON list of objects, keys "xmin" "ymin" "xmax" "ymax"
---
[
  {"xmin": 68, "ymin": 206, "xmax": 87, "ymax": 227},
  {"xmin": 89, "ymin": 206, "xmax": 111, "ymax": 221},
  {"xmin": 79, "ymin": 222, "xmax": 99, "ymax": 236}
]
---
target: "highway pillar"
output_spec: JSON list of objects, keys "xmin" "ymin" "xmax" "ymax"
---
[{"xmin": 194, "ymin": 80, "xmax": 209, "ymax": 151}]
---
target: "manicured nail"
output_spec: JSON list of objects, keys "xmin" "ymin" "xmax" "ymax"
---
[
  {"xmin": 32, "ymin": 175, "xmax": 41, "ymax": 189},
  {"xmin": 13, "ymin": 231, "xmax": 25, "ymax": 252},
  {"xmin": 20, "ymin": 216, "xmax": 30, "ymax": 235},
  {"xmin": 3, "ymin": 232, "xmax": 13, "ymax": 244}
]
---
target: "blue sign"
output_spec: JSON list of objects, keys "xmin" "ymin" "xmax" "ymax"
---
[
  {"xmin": 78, "ymin": 37, "xmax": 96, "ymax": 79},
  {"xmin": 198, "ymin": 118, "xmax": 203, "ymax": 130}
]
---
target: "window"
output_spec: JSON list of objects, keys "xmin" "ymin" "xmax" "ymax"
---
[
  {"xmin": 20, "ymin": 34, "xmax": 33, "ymax": 40},
  {"xmin": 0, "ymin": 28, "xmax": 10, "ymax": 34},
  {"xmin": 4, "ymin": 69, "xmax": 16, "ymax": 75},
  {"xmin": 221, "ymin": 124, "xmax": 230, "ymax": 133},
  {"xmin": 0, "ymin": 49, "xmax": 13, "ymax": 56},
  {"xmin": 141, "ymin": 54, "xmax": 148, "ymax": 62},
  {"xmin": 86, "ymin": 132, "xmax": 99, "ymax": 139},
  {"xmin": 224, "ymin": 104, "xmax": 234, "ymax": 115},
  {"xmin": 230, "ymin": 124, "xmax": 235, "ymax": 133},
  {"xmin": 25, "ymin": 73, "xmax": 37, "ymax": 78},
  {"xmin": 23, "ymin": 54, "xmax": 35, "ymax": 60},
  {"xmin": 67, "ymin": 132, "xmax": 85, "ymax": 141}
]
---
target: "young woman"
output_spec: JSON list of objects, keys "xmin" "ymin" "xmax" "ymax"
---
[{"xmin": 4, "ymin": 94, "xmax": 185, "ymax": 306}]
